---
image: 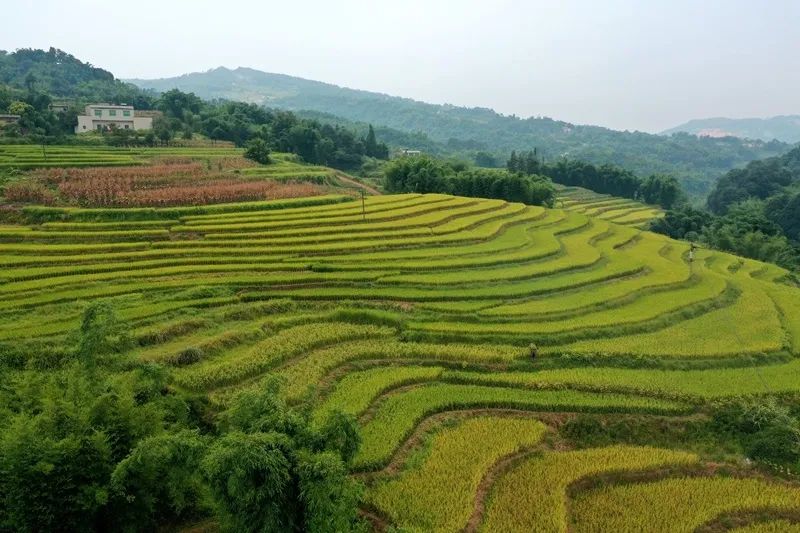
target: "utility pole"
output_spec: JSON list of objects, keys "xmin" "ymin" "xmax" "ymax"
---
[{"xmin": 360, "ymin": 189, "xmax": 366, "ymax": 221}]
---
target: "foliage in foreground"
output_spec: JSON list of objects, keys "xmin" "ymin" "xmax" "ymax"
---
[
  {"xmin": 712, "ymin": 397, "xmax": 800, "ymax": 474},
  {"xmin": 0, "ymin": 304, "xmax": 365, "ymax": 532},
  {"xmin": 202, "ymin": 382, "xmax": 363, "ymax": 532}
]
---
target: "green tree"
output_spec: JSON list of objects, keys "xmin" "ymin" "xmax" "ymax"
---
[
  {"xmin": 111, "ymin": 431, "xmax": 209, "ymax": 529},
  {"xmin": 474, "ymin": 151, "xmax": 498, "ymax": 167},
  {"xmin": 244, "ymin": 138, "xmax": 271, "ymax": 164},
  {"xmin": 203, "ymin": 382, "xmax": 364, "ymax": 533},
  {"xmin": 155, "ymin": 123, "xmax": 173, "ymax": 146},
  {"xmin": 77, "ymin": 301, "xmax": 132, "ymax": 363},
  {"xmin": 289, "ymin": 124, "xmax": 320, "ymax": 163},
  {"xmin": 157, "ymin": 89, "xmax": 203, "ymax": 119},
  {"xmin": 363, "ymin": 124, "xmax": 378, "ymax": 156},
  {"xmin": 640, "ymin": 174, "xmax": 684, "ymax": 209},
  {"xmin": 296, "ymin": 450, "xmax": 362, "ymax": 533},
  {"xmin": 0, "ymin": 365, "xmax": 175, "ymax": 532},
  {"xmin": 7, "ymin": 100, "xmax": 32, "ymax": 116},
  {"xmin": 202, "ymin": 431, "xmax": 297, "ymax": 532},
  {"xmin": 507, "ymin": 150, "xmax": 519, "ymax": 173}
]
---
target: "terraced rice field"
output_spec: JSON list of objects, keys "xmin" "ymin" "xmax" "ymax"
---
[
  {"xmin": 2, "ymin": 188, "xmax": 799, "ymax": 530},
  {"xmin": 557, "ymin": 184, "xmax": 664, "ymax": 228},
  {"xmin": 0, "ymin": 144, "xmax": 244, "ymax": 169}
]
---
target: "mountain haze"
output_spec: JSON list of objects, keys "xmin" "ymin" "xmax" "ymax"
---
[
  {"xmin": 662, "ymin": 115, "xmax": 800, "ymax": 144},
  {"xmin": 128, "ymin": 67, "xmax": 790, "ymax": 197}
]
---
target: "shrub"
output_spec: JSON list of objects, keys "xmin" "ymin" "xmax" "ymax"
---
[
  {"xmin": 562, "ymin": 415, "xmax": 606, "ymax": 444},
  {"xmin": 244, "ymin": 138, "xmax": 271, "ymax": 165},
  {"xmin": 76, "ymin": 302, "xmax": 133, "ymax": 362},
  {"xmin": 712, "ymin": 398, "xmax": 800, "ymax": 471},
  {"xmin": 173, "ymin": 347, "xmax": 205, "ymax": 366}
]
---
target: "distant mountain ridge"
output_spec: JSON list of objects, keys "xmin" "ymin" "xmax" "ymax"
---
[
  {"xmin": 662, "ymin": 115, "xmax": 800, "ymax": 144},
  {"xmin": 127, "ymin": 67, "xmax": 790, "ymax": 198}
]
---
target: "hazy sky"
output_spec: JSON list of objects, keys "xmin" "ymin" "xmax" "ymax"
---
[{"xmin": 4, "ymin": 0, "xmax": 799, "ymax": 132}]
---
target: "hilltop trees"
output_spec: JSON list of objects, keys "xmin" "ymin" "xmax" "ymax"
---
[
  {"xmin": 706, "ymin": 145, "xmax": 800, "ymax": 242},
  {"xmin": 639, "ymin": 174, "xmax": 682, "ymax": 209},
  {"xmin": 385, "ymin": 154, "xmax": 555, "ymax": 206},
  {"xmin": 507, "ymin": 151, "xmax": 686, "ymax": 210},
  {"xmin": 707, "ymin": 147, "xmax": 800, "ymax": 215}
]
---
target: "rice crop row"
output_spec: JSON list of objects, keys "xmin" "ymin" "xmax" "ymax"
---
[
  {"xmin": 556, "ymin": 280, "xmax": 786, "ymax": 357},
  {"xmin": 411, "ymin": 269, "xmax": 727, "ymax": 336},
  {"xmin": 571, "ymin": 476, "xmax": 800, "ymax": 533},
  {"xmin": 173, "ymin": 322, "xmax": 396, "ymax": 390},
  {"xmin": 368, "ymin": 415, "xmax": 548, "ymax": 532},
  {"xmin": 353, "ymin": 384, "xmax": 690, "ymax": 469},
  {"xmin": 482, "ymin": 446, "xmax": 699, "ymax": 532},
  {"xmin": 481, "ymin": 239, "xmax": 687, "ymax": 317}
]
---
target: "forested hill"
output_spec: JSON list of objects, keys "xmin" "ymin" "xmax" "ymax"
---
[
  {"xmin": 708, "ymin": 145, "xmax": 800, "ymax": 215},
  {"xmin": 128, "ymin": 66, "xmax": 790, "ymax": 197},
  {"xmin": 662, "ymin": 115, "xmax": 800, "ymax": 144},
  {"xmin": 0, "ymin": 48, "xmax": 152, "ymax": 108}
]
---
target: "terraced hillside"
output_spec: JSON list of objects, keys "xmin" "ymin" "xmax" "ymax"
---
[
  {"xmin": 0, "ymin": 145, "xmax": 370, "ymax": 210},
  {"xmin": 0, "ymin": 144, "xmax": 340, "ymax": 180},
  {"xmin": 557, "ymin": 184, "xmax": 664, "ymax": 228},
  {"xmin": 2, "ymin": 191, "xmax": 800, "ymax": 531},
  {"xmin": 0, "ymin": 144, "xmax": 243, "ymax": 169}
]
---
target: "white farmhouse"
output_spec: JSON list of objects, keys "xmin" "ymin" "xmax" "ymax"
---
[{"xmin": 75, "ymin": 104, "xmax": 153, "ymax": 133}]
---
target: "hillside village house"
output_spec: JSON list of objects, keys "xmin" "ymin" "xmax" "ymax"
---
[
  {"xmin": 75, "ymin": 104, "xmax": 153, "ymax": 133},
  {"xmin": 49, "ymin": 100, "xmax": 72, "ymax": 114},
  {"xmin": 0, "ymin": 114, "xmax": 21, "ymax": 126}
]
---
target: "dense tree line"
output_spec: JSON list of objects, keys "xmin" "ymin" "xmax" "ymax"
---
[
  {"xmin": 706, "ymin": 145, "xmax": 800, "ymax": 240},
  {"xmin": 0, "ymin": 303, "xmax": 364, "ymax": 532},
  {"xmin": 155, "ymin": 90, "xmax": 388, "ymax": 168},
  {"xmin": 385, "ymin": 154, "xmax": 555, "ymax": 206},
  {"xmin": 507, "ymin": 150, "xmax": 684, "ymax": 209}
]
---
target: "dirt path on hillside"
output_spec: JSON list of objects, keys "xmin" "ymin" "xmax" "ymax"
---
[{"xmin": 335, "ymin": 173, "xmax": 382, "ymax": 195}]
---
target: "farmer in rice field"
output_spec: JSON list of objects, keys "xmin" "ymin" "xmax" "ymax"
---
[{"xmin": 529, "ymin": 343, "xmax": 539, "ymax": 359}]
